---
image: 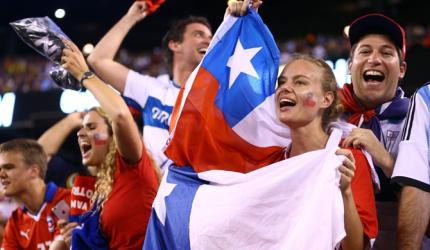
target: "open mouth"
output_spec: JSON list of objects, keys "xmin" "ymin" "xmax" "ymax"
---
[
  {"xmin": 80, "ymin": 142, "xmax": 92, "ymax": 157},
  {"xmin": 197, "ymin": 47, "xmax": 207, "ymax": 55},
  {"xmin": 279, "ymin": 98, "xmax": 296, "ymax": 108},
  {"xmin": 363, "ymin": 70, "xmax": 385, "ymax": 82}
]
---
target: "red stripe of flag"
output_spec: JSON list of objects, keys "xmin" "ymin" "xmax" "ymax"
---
[{"xmin": 165, "ymin": 67, "xmax": 284, "ymax": 173}]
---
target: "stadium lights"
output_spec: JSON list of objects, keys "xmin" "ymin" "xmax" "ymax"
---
[
  {"xmin": 83, "ymin": 43, "xmax": 94, "ymax": 55},
  {"xmin": 343, "ymin": 25, "xmax": 350, "ymax": 38},
  {"xmin": 55, "ymin": 9, "xmax": 66, "ymax": 19}
]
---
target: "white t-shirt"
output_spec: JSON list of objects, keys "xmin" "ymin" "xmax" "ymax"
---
[
  {"xmin": 124, "ymin": 70, "xmax": 180, "ymax": 171},
  {"xmin": 392, "ymin": 83, "xmax": 430, "ymax": 191}
]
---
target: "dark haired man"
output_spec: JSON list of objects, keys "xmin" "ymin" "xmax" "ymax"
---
[
  {"xmin": 88, "ymin": 2, "xmax": 212, "ymax": 171},
  {"xmin": 340, "ymin": 13, "xmax": 410, "ymax": 249},
  {"xmin": 0, "ymin": 139, "xmax": 70, "ymax": 250}
]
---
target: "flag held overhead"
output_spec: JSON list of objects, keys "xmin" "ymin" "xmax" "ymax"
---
[{"xmin": 165, "ymin": 8, "xmax": 290, "ymax": 173}]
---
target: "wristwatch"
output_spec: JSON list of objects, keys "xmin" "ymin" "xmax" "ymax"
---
[{"xmin": 79, "ymin": 71, "xmax": 95, "ymax": 84}]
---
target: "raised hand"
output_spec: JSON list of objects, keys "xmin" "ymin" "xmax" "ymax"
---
[
  {"xmin": 61, "ymin": 40, "xmax": 90, "ymax": 82},
  {"xmin": 226, "ymin": 0, "xmax": 263, "ymax": 17},
  {"xmin": 66, "ymin": 112, "xmax": 85, "ymax": 129},
  {"xmin": 126, "ymin": 1, "xmax": 148, "ymax": 24},
  {"xmin": 342, "ymin": 128, "xmax": 394, "ymax": 177},
  {"xmin": 336, "ymin": 148, "xmax": 356, "ymax": 194}
]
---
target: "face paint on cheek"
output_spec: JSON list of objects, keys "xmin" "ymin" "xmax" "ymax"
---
[
  {"xmin": 304, "ymin": 92, "xmax": 316, "ymax": 107},
  {"xmin": 93, "ymin": 133, "xmax": 109, "ymax": 145}
]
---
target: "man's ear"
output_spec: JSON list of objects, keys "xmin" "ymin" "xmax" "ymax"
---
[
  {"xmin": 347, "ymin": 60, "xmax": 352, "ymax": 75},
  {"xmin": 322, "ymin": 91, "xmax": 334, "ymax": 109},
  {"xmin": 399, "ymin": 61, "xmax": 407, "ymax": 80},
  {"xmin": 29, "ymin": 164, "xmax": 40, "ymax": 179},
  {"xmin": 168, "ymin": 40, "xmax": 180, "ymax": 52}
]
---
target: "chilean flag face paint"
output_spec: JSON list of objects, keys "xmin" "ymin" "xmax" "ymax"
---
[{"xmin": 93, "ymin": 133, "xmax": 109, "ymax": 145}]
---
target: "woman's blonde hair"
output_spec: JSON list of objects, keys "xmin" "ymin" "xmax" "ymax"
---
[
  {"xmin": 88, "ymin": 107, "xmax": 117, "ymax": 210},
  {"xmin": 282, "ymin": 54, "xmax": 344, "ymax": 130}
]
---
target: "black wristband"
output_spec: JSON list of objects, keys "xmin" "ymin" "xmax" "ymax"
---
[{"xmin": 80, "ymin": 71, "xmax": 95, "ymax": 84}]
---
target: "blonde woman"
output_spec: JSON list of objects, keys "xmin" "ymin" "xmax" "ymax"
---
[
  {"xmin": 51, "ymin": 39, "xmax": 160, "ymax": 250},
  {"xmin": 226, "ymin": 6, "xmax": 377, "ymax": 249},
  {"xmin": 274, "ymin": 54, "xmax": 378, "ymax": 249}
]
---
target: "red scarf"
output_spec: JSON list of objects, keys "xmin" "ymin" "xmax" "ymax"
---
[{"xmin": 338, "ymin": 83, "xmax": 376, "ymax": 126}]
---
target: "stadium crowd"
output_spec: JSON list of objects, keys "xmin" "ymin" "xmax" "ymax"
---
[
  {"xmin": 1, "ymin": 0, "xmax": 430, "ymax": 249},
  {"xmin": 1, "ymin": 22, "xmax": 429, "ymax": 93}
]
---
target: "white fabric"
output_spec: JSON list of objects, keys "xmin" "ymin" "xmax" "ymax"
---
[
  {"xmin": 377, "ymin": 118, "xmax": 405, "ymax": 158},
  {"xmin": 329, "ymin": 121, "xmax": 380, "ymax": 190},
  {"xmin": 124, "ymin": 71, "xmax": 180, "ymax": 170},
  {"xmin": 232, "ymin": 94, "xmax": 291, "ymax": 147},
  {"xmin": 393, "ymin": 85, "xmax": 430, "ymax": 188},
  {"xmin": 189, "ymin": 129, "xmax": 346, "ymax": 250},
  {"xmin": 0, "ymin": 198, "xmax": 18, "ymax": 221}
]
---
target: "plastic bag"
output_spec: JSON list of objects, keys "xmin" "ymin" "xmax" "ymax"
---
[{"xmin": 10, "ymin": 17, "xmax": 82, "ymax": 90}]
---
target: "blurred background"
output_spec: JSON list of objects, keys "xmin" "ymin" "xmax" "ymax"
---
[
  {"xmin": 1, "ymin": 0, "xmax": 429, "ymax": 242},
  {"xmin": 0, "ymin": 0, "xmax": 430, "ymax": 236},
  {"xmin": 0, "ymin": 0, "xmax": 429, "ymax": 160}
]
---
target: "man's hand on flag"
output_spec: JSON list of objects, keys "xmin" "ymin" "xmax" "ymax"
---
[
  {"xmin": 126, "ymin": 1, "xmax": 149, "ymax": 24},
  {"xmin": 226, "ymin": 0, "xmax": 263, "ymax": 17}
]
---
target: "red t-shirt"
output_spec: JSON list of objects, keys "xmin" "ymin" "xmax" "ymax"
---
[
  {"xmin": 100, "ymin": 149, "xmax": 159, "ymax": 249},
  {"xmin": 70, "ymin": 175, "xmax": 96, "ymax": 218},
  {"xmin": 348, "ymin": 147, "xmax": 378, "ymax": 240},
  {"xmin": 1, "ymin": 183, "xmax": 70, "ymax": 250}
]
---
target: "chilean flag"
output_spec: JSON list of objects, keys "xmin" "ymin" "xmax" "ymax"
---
[
  {"xmin": 143, "ymin": 9, "xmax": 346, "ymax": 250},
  {"xmin": 144, "ymin": 131, "xmax": 346, "ymax": 249},
  {"xmin": 165, "ymin": 8, "xmax": 291, "ymax": 173}
]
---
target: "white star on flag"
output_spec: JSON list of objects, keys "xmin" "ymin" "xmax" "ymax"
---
[
  {"xmin": 227, "ymin": 39, "xmax": 262, "ymax": 89},
  {"xmin": 153, "ymin": 170, "xmax": 176, "ymax": 226}
]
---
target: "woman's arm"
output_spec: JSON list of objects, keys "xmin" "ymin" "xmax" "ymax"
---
[
  {"xmin": 337, "ymin": 148, "xmax": 364, "ymax": 250},
  {"xmin": 61, "ymin": 40, "xmax": 142, "ymax": 163},
  {"xmin": 37, "ymin": 112, "xmax": 83, "ymax": 162}
]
